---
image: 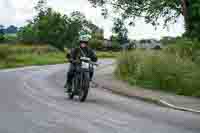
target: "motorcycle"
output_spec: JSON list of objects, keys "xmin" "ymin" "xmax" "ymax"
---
[{"xmin": 68, "ymin": 57, "xmax": 98, "ymax": 102}]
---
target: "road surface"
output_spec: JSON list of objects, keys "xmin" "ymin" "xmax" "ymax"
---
[{"xmin": 0, "ymin": 60, "xmax": 200, "ymax": 133}]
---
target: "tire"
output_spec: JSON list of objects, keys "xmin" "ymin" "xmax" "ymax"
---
[
  {"xmin": 68, "ymin": 78, "xmax": 76, "ymax": 100},
  {"xmin": 68, "ymin": 92, "xmax": 74, "ymax": 100},
  {"xmin": 79, "ymin": 73, "xmax": 90, "ymax": 102}
]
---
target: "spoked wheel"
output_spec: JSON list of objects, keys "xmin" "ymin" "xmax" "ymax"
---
[
  {"xmin": 78, "ymin": 74, "xmax": 90, "ymax": 102},
  {"xmin": 68, "ymin": 79, "xmax": 75, "ymax": 100}
]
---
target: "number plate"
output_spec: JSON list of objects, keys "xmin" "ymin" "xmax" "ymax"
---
[{"xmin": 82, "ymin": 62, "xmax": 90, "ymax": 69}]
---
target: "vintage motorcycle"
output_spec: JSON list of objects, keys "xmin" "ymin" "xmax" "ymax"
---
[{"xmin": 68, "ymin": 57, "xmax": 98, "ymax": 102}]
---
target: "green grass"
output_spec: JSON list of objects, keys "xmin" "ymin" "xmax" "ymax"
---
[
  {"xmin": 96, "ymin": 51, "xmax": 120, "ymax": 58},
  {"xmin": 0, "ymin": 44, "xmax": 118, "ymax": 69},
  {"xmin": 115, "ymin": 50, "xmax": 200, "ymax": 97},
  {"xmin": 0, "ymin": 44, "xmax": 66, "ymax": 69}
]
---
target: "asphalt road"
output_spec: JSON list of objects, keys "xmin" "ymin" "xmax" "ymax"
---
[{"xmin": 0, "ymin": 59, "xmax": 200, "ymax": 133}]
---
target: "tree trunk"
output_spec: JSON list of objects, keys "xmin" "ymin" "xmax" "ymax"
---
[
  {"xmin": 181, "ymin": 0, "xmax": 200, "ymax": 40},
  {"xmin": 181, "ymin": 0, "xmax": 190, "ymax": 35}
]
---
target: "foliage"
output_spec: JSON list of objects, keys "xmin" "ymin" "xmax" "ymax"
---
[
  {"xmin": 160, "ymin": 36, "xmax": 179, "ymax": 46},
  {"xmin": 112, "ymin": 18, "xmax": 129, "ymax": 44},
  {"xmin": 0, "ymin": 44, "xmax": 65, "ymax": 69},
  {"xmin": 111, "ymin": 40, "xmax": 121, "ymax": 51},
  {"xmin": 0, "ymin": 25, "xmax": 5, "ymax": 42},
  {"xmin": 17, "ymin": 24, "xmax": 37, "ymax": 44},
  {"xmin": 164, "ymin": 38, "xmax": 200, "ymax": 64},
  {"xmin": 18, "ymin": 7, "xmax": 70, "ymax": 51},
  {"xmin": 88, "ymin": 0, "xmax": 200, "ymax": 40},
  {"xmin": 4, "ymin": 34, "xmax": 17, "ymax": 43},
  {"xmin": 5, "ymin": 25, "xmax": 18, "ymax": 34},
  {"xmin": 89, "ymin": 39, "xmax": 104, "ymax": 50},
  {"xmin": 115, "ymin": 50, "xmax": 200, "ymax": 97},
  {"xmin": 18, "ymin": 0, "xmax": 103, "ymax": 50},
  {"xmin": 0, "ymin": 43, "xmax": 117, "ymax": 69},
  {"xmin": 0, "ymin": 35, "xmax": 4, "ymax": 42},
  {"xmin": 89, "ymin": 29, "xmax": 104, "ymax": 50},
  {"xmin": 96, "ymin": 51, "xmax": 119, "ymax": 58}
]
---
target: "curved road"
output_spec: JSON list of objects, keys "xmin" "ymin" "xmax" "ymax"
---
[{"xmin": 0, "ymin": 60, "xmax": 200, "ymax": 133}]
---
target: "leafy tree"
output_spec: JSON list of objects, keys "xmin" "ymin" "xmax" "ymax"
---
[
  {"xmin": 88, "ymin": 0, "xmax": 200, "ymax": 40},
  {"xmin": 18, "ymin": 0, "xmax": 103, "ymax": 50},
  {"xmin": 112, "ymin": 18, "xmax": 129, "ymax": 44},
  {"xmin": 18, "ymin": 0, "xmax": 70, "ymax": 50},
  {"xmin": 110, "ymin": 35, "xmax": 121, "ymax": 50},
  {"xmin": 5, "ymin": 25, "xmax": 18, "ymax": 34},
  {"xmin": 89, "ymin": 39, "xmax": 103, "ymax": 50},
  {"xmin": 0, "ymin": 25, "xmax": 5, "ymax": 42},
  {"xmin": 65, "ymin": 11, "xmax": 86, "ymax": 48}
]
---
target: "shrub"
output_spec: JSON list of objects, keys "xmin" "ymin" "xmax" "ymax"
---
[
  {"xmin": 0, "ymin": 45, "xmax": 11, "ymax": 59},
  {"xmin": 89, "ymin": 39, "xmax": 103, "ymax": 50},
  {"xmin": 0, "ymin": 34, "xmax": 5, "ymax": 42},
  {"xmin": 4, "ymin": 34, "xmax": 18, "ymax": 43},
  {"xmin": 96, "ymin": 51, "xmax": 119, "ymax": 58},
  {"xmin": 111, "ymin": 41, "xmax": 121, "ymax": 51},
  {"xmin": 115, "ymin": 50, "xmax": 200, "ymax": 97}
]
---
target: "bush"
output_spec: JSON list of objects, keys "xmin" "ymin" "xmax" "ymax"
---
[
  {"xmin": 111, "ymin": 41, "xmax": 121, "ymax": 51},
  {"xmin": 0, "ymin": 45, "xmax": 12, "ymax": 59},
  {"xmin": 96, "ymin": 51, "xmax": 119, "ymax": 58},
  {"xmin": 0, "ymin": 34, "xmax": 5, "ymax": 42},
  {"xmin": 115, "ymin": 50, "xmax": 200, "ymax": 97},
  {"xmin": 4, "ymin": 34, "xmax": 18, "ymax": 43},
  {"xmin": 89, "ymin": 39, "xmax": 103, "ymax": 50}
]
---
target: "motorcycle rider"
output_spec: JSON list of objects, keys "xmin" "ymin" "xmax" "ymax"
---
[{"xmin": 64, "ymin": 32, "xmax": 98, "ymax": 93}]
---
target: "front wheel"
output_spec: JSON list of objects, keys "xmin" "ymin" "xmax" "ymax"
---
[
  {"xmin": 79, "ymin": 73, "xmax": 90, "ymax": 102},
  {"xmin": 68, "ymin": 78, "xmax": 76, "ymax": 100}
]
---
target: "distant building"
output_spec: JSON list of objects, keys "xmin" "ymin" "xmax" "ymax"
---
[
  {"xmin": 135, "ymin": 39, "xmax": 162, "ymax": 49},
  {"xmin": 103, "ymin": 39, "xmax": 112, "ymax": 48}
]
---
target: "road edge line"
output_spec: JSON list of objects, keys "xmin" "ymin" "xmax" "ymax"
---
[{"xmin": 93, "ymin": 81, "xmax": 200, "ymax": 114}]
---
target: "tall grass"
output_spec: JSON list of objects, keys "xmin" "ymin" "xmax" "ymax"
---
[
  {"xmin": 96, "ymin": 51, "xmax": 119, "ymax": 58},
  {"xmin": 0, "ymin": 44, "xmax": 117, "ymax": 69},
  {"xmin": 0, "ymin": 44, "xmax": 66, "ymax": 69},
  {"xmin": 164, "ymin": 39, "xmax": 200, "ymax": 64},
  {"xmin": 115, "ymin": 50, "xmax": 200, "ymax": 97}
]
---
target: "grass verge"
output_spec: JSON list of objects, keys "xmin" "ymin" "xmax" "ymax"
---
[
  {"xmin": 0, "ymin": 44, "xmax": 118, "ymax": 69},
  {"xmin": 115, "ymin": 50, "xmax": 200, "ymax": 97},
  {"xmin": 0, "ymin": 44, "xmax": 66, "ymax": 69}
]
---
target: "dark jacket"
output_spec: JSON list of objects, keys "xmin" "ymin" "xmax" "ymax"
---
[{"xmin": 67, "ymin": 47, "xmax": 98, "ymax": 63}]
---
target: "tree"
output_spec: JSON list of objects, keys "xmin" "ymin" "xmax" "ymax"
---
[
  {"xmin": 18, "ymin": 0, "xmax": 103, "ymax": 50},
  {"xmin": 5, "ymin": 25, "xmax": 18, "ymax": 34},
  {"xmin": 17, "ymin": 24, "xmax": 37, "ymax": 43},
  {"xmin": 110, "ymin": 35, "xmax": 121, "ymax": 50},
  {"xmin": 112, "ymin": 18, "xmax": 129, "ymax": 44},
  {"xmin": 89, "ymin": 29, "xmax": 104, "ymax": 50},
  {"xmin": 18, "ymin": 0, "xmax": 71, "ymax": 50},
  {"xmin": 0, "ymin": 25, "xmax": 5, "ymax": 42},
  {"xmin": 88, "ymin": 0, "xmax": 200, "ymax": 40}
]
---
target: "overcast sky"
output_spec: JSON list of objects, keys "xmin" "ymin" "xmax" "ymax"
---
[{"xmin": 0, "ymin": 0, "xmax": 185, "ymax": 40}]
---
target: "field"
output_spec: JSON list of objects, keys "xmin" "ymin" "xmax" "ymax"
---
[
  {"xmin": 115, "ymin": 49, "xmax": 200, "ymax": 97},
  {"xmin": 0, "ymin": 44, "xmax": 118, "ymax": 69}
]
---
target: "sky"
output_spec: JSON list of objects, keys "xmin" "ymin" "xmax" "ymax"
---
[{"xmin": 0, "ymin": 0, "xmax": 185, "ymax": 40}]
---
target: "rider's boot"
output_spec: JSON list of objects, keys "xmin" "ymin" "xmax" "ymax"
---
[
  {"xmin": 67, "ymin": 84, "xmax": 72, "ymax": 93},
  {"xmin": 64, "ymin": 82, "xmax": 72, "ymax": 93}
]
